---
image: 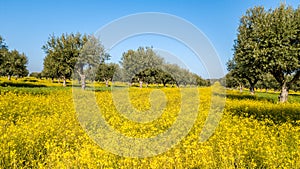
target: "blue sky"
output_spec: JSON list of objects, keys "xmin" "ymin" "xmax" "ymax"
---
[{"xmin": 1, "ymin": 0, "xmax": 299, "ymax": 78}]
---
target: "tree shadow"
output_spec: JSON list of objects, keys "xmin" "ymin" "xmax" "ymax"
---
[
  {"xmin": 0, "ymin": 82, "xmax": 46, "ymax": 88},
  {"xmin": 225, "ymin": 92, "xmax": 300, "ymax": 125},
  {"xmin": 226, "ymin": 93, "xmax": 257, "ymax": 100},
  {"xmin": 226, "ymin": 93, "xmax": 276, "ymax": 103},
  {"xmin": 227, "ymin": 104, "xmax": 300, "ymax": 125},
  {"xmin": 21, "ymin": 79, "xmax": 39, "ymax": 83},
  {"xmin": 289, "ymin": 93, "xmax": 300, "ymax": 97}
]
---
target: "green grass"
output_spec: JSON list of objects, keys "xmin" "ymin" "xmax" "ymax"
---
[{"xmin": 226, "ymin": 89, "xmax": 300, "ymax": 103}]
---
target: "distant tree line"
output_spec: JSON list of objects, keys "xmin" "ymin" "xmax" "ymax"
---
[
  {"xmin": 0, "ymin": 36, "xmax": 29, "ymax": 80},
  {"xmin": 119, "ymin": 47, "xmax": 209, "ymax": 87},
  {"xmin": 227, "ymin": 4, "xmax": 300, "ymax": 102}
]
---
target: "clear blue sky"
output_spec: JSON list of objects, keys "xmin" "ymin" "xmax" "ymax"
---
[{"xmin": 1, "ymin": 0, "xmax": 299, "ymax": 78}]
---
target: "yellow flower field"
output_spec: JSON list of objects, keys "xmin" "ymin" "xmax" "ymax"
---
[{"xmin": 0, "ymin": 82, "xmax": 300, "ymax": 168}]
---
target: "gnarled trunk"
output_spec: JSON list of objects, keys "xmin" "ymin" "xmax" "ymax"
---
[
  {"xmin": 62, "ymin": 76, "xmax": 66, "ymax": 87},
  {"xmin": 105, "ymin": 79, "xmax": 109, "ymax": 87},
  {"xmin": 249, "ymin": 84, "xmax": 255, "ymax": 95},
  {"xmin": 279, "ymin": 82, "xmax": 288, "ymax": 103},
  {"xmin": 7, "ymin": 75, "xmax": 11, "ymax": 80},
  {"xmin": 76, "ymin": 70, "xmax": 86, "ymax": 90},
  {"xmin": 239, "ymin": 83, "xmax": 243, "ymax": 93},
  {"xmin": 80, "ymin": 74, "xmax": 86, "ymax": 90},
  {"xmin": 139, "ymin": 81, "xmax": 143, "ymax": 88}
]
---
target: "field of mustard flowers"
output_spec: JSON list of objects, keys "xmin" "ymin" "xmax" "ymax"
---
[{"xmin": 0, "ymin": 77, "xmax": 300, "ymax": 168}]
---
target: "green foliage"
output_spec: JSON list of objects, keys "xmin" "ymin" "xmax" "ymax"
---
[
  {"xmin": 0, "ymin": 36, "xmax": 29, "ymax": 79},
  {"xmin": 77, "ymin": 35, "xmax": 107, "ymax": 69},
  {"xmin": 0, "ymin": 50, "xmax": 29, "ymax": 79},
  {"xmin": 42, "ymin": 33, "xmax": 108, "ymax": 88},
  {"xmin": 229, "ymin": 6, "xmax": 266, "ymax": 93},
  {"xmin": 42, "ymin": 33, "xmax": 87, "ymax": 84},
  {"xmin": 120, "ymin": 47, "xmax": 164, "ymax": 83},
  {"xmin": 29, "ymin": 72, "xmax": 42, "ymax": 79},
  {"xmin": 0, "ymin": 36, "xmax": 8, "ymax": 66},
  {"xmin": 95, "ymin": 63, "xmax": 119, "ymax": 84},
  {"xmin": 76, "ymin": 35, "xmax": 108, "ymax": 89},
  {"xmin": 0, "ymin": 35, "xmax": 8, "ymax": 51},
  {"xmin": 256, "ymin": 73, "xmax": 279, "ymax": 90},
  {"xmin": 41, "ymin": 51, "xmax": 58, "ymax": 80},
  {"xmin": 163, "ymin": 63, "xmax": 194, "ymax": 87},
  {"xmin": 119, "ymin": 47, "xmax": 207, "ymax": 87},
  {"xmin": 290, "ymin": 80, "xmax": 300, "ymax": 92},
  {"xmin": 260, "ymin": 5, "xmax": 300, "ymax": 88},
  {"xmin": 222, "ymin": 71, "xmax": 240, "ymax": 88}
]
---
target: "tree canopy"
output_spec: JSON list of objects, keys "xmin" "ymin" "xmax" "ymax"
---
[
  {"xmin": 0, "ymin": 36, "xmax": 29, "ymax": 80},
  {"xmin": 42, "ymin": 33, "xmax": 86, "ymax": 86},
  {"xmin": 120, "ymin": 47, "xmax": 164, "ymax": 87},
  {"xmin": 42, "ymin": 33, "xmax": 107, "ymax": 88}
]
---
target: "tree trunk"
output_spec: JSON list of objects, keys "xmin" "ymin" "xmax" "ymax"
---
[
  {"xmin": 105, "ymin": 80, "xmax": 109, "ymax": 87},
  {"xmin": 62, "ymin": 76, "xmax": 66, "ymax": 87},
  {"xmin": 76, "ymin": 70, "xmax": 86, "ymax": 90},
  {"xmin": 239, "ymin": 83, "xmax": 243, "ymax": 93},
  {"xmin": 250, "ymin": 84, "xmax": 255, "ymax": 95},
  {"xmin": 81, "ymin": 74, "xmax": 86, "ymax": 90},
  {"xmin": 279, "ymin": 83, "xmax": 288, "ymax": 103},
  {"xmin": 7, "ymin": 75, "xmax": 11, "ymax": 80},
  {"xmin": 139, "ymin": 81, "xmax": 143, "ymax": 88}
]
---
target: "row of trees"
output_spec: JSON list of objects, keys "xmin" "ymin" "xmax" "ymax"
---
[
  {"xmin": 228, "ymin": 4, "xmax": 300, "ymax": 102},
  {"xmin": 120, "ymin": 47, "xmax": 209, "ymax": 87},
  {"xmin": 41, "ymin": 33, "xmax": 208, "ymax": 88},
  {"xmin": 0, "ymin": 36, "xmax": 29, "ymax": 80},
  {"xmin": 1, "ymin": 33, "xmax": 208, "ymax": 88}
]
